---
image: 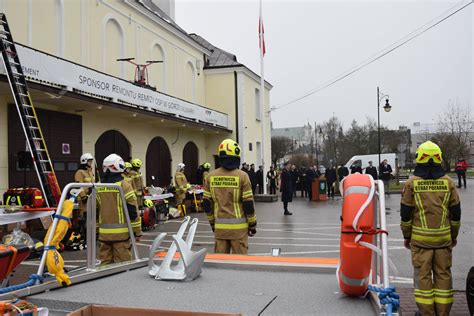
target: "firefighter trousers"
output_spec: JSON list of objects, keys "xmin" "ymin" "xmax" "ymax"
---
[
  {"xmin": 99, "ymin": 240, "xmax": 131, "ymax": 265},
  {"xmin": 411, "ymin": 245, "xmax": 453, "ymax": 316},
  {"xmin": 215, "ymin": 237, "xmax": 248, "ymax": 255}
]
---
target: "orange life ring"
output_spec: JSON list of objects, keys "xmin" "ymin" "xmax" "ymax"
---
[{"xmin": 338, "ymin": 173, "xmax": 375, "ymax": 296}]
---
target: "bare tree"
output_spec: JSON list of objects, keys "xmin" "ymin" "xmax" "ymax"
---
[
  {"xmin": 271, "ymin": 136, "xmax": 294, "ymax": 166},
  {"xmin": 436, "ymin": 100, "xmax": 473, "ymax": 169},
  {"xmin": 321, "ymin": 115, "xmax": 344, "ymax": 165}
]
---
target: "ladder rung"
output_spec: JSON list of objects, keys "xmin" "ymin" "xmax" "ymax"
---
[
  {"xmin": 0, "ymin": 30, "xmax": 10, "ymax": 36},
  {"xmin": 36, "ymin": 148, "xmax": 46, "ymax": 152},
  {"xmin": 11, "ymin": 72, "xmax": 23, "ymax": 78},
  {"xmin": 32, "ymin": 137, "xmax": 42, "ymax": 141},
  {"xmin": 29, "ymin": 126, "xmax": 39, "ymax": 130},
  {"xmin": 2, "ymin": 38, "xmax": 13, "ymax": 46},
  {"xmin": 8, "ymin": 61, "xmax": 20, "ymax": 67},
  {"xmin": 39, "ymin": 160, "xmax": 50, "ymax": 163},
  {"xmin": 15, "ymin": 81, "xmax": 25, "ymax": 87},
  {"xmin": 22, "ymin": 104, "xmax": 31, "ymax": 107},
  {"xmin": 25, "ymin": 115, "xmax": 35, "ymax": 119},
  {"xmin": 19, "ymin": 93, "xmax": 28, "ymax": 98}
]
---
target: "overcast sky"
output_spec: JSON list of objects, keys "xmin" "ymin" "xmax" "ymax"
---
[{"xmin": 175, "ymin": 0, "xmax": 472, "ymax": 130}]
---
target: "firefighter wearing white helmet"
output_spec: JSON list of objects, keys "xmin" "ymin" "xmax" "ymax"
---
[
  {"xmin": 174, "ymin": 162, "xmax": 189, "ymax": 209},
  {"xmin": 400, "ymin": 141, "xmax": 461, "ymax": 315},
  {"xmin": 97, "ymin": 154, "xmax": 141, "ymax": 264},
  {"xmin": 74, "ymin": 153, "xmax": 96, "ymax": 216},
  {"xmin": 202, "ymin": 139, "xmax": 257, "ymax": 254}
]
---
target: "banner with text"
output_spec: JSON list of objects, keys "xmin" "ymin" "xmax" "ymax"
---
[{"xmin": 0, "ymin": 45, "xmax": 228, "ymax": 128}]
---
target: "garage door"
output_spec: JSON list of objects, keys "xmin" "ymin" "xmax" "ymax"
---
[
  {"xmin": 146, "ymin": 137, "xmax": 171, "ymax": 187},
  {"xmin": 95, "ymin": 130, "xmax": 130, "ymax": 176},
  {"xmin": 8, "ymin": 105, "xmax": 82, "ymax": 189},
  {"xmin": 182, "ymin": 141, "xmax": 198, "ymax": 184}
]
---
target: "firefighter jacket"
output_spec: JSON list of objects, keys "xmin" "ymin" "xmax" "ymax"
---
[
  {"xmin": 400, "ymin": 175, "xmax": 461, "ymax": 248},
  {"xmin": 202, "ymin": 167, "xmax": 257, "ymax": 240},
  {"xmin": 74, "ymin": 168, "xmax": 95, "ymax": 199},
  {"xmin": 97, "ymin": 180, "xmax": 140, "ymax": 242},
  {"xmin": 175, "ymin": 171, "xmax": 188, "ymax": 193},
  {"xmin": 128, "ymin": 169, "xmax": 144, "ymax": 199},
  {"xmin": 202, "ymin": 170, "xmax": 209, "ymax": 185}
]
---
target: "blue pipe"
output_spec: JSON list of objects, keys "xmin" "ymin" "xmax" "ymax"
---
[{"xmin": 0, "ymin": 274, "xmax": 43, "ymax": 294}]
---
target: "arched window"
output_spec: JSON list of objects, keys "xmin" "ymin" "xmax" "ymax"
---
[
  {"xmin": 182, "ymin": 141, "xmax": 198, "ymax": 184},
  {"xmin": 151, "ymin": 43, "xmax": 166, "ymax": 92},
  {"xmin": 146, "ymin": 137, "xmax": 171, "ymax": 187},
  {"xmin": 102, "ymin": 16, "xmax": 125, "ymax": 78},
  {"xmin": 95, "ymin": 130, "xmax": 130, "ymax": 176},
  {"xmin": 184, "ymin": 61, "xmax": 195, "ymax": 102}
]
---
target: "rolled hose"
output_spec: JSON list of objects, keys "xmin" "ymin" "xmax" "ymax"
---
[{"xmin": 0, "ymin": 274, "xmax": 43, "ymax": 294}]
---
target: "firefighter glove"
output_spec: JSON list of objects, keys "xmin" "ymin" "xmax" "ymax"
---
[
  {"xmin": 404, "ymin": 239, "xmax": 411, "ymax": 250},
  {"xmin": 248, "ymin": 226, "xmax": 256, "ymax": 237}
]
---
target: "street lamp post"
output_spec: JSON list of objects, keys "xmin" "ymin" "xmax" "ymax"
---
[{"xmin": 377, "ymin": 86, "xmax": 392, "ymax": 168}]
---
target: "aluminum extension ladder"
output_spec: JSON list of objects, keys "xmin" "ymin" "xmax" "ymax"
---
[{"xmin": 0, "ymin": 13, "xmax": 60, "ymax": 207}]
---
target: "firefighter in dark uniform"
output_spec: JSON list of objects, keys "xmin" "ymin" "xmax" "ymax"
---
[
  {"xmin": 202, "ymin": 139, "xmax": 257, "ymax": 255},
  {"xmin": 97, "ymin": 154, "xmax": 141, "ymax": 264},
  {"xmin": 400, "ymin": 141, "xmax": 461, "ymax": 316}
]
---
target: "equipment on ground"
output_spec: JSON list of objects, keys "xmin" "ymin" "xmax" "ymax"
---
[
  {"xmin": 0, "ymin": 14, "xmax": 61, "ymax": 208},
  {"xmin": 148, "ymin": 216, "xmax": 206, "ymax": 281},
  {"xmin": 3, "ymin": 187, "xmax": 45, "ymax": 208},
  {"xmin": 337, "ymin": 173, "xmax": 398, "ymax": 315},
  {"xmin": 467, "ymin": 266, "xmax": 474, "ymax": 315}
]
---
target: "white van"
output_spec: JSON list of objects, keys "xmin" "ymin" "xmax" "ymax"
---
[{"xmin": 344, "ymin": 153, "xmax": 397, "ymax": 174}]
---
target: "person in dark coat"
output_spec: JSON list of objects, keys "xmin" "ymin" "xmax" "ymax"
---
[
  {"xmin": 299, "ymin": 167, "xmax": 307, "ymax": 197},
  {"xmin": 350, "ymin": 163, "xmax": 362, "ymax": 174},
  {"xmin": 325, "ymin": 166, "xmax": 337, "ymax": 198},
  {"xmin": 267, "ymin": 166, "xmax": 277, "ymax": 195},
  {"xmin": 306, "ymin": 166, "xmax": 316, "ymax": 201},
  {"xmin": 256, "ymin": 165, "xmax": 264, "ymax": 194},
  {"xmin": 337, "ymin": 165, "xmax": 349, "ymax": 181},
  {"xmin": 364, "ymin": 161, "xmax": 378, "ymax": 180},
  {"xmin": 290, "ymin": 164, "xmax": 299, "ymax": 197},
  {"xmin": 280, "ymin": 162, "xmax": 293, "ymax": 215},
  {"xmin": 379, "ymin": 159, "xmax": 393, "ymax": 195},
  {"xmin": 249, "ymin": 164, "xmax": 257, "ymax": 194}
]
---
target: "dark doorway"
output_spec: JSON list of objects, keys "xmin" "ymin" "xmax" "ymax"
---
[
  {"xmin": 182, "ymin": 141, "xmax": 198, "ymax": 184},
  {"xmin": 95, "ymin": 130, "xmax": 130, "ymax": 176},
  {"xmin": 8, "ymin": 105, "xmax": 82, "ymax": 189},
  {"xmin": 146, "ymin": 137, "xmax": 172, "ymax": 187}
]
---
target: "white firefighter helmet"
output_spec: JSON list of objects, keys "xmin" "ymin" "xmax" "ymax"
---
[
  {"xmin": 102, "ymin": 154, "xmax": 125, "ymax": 173},
  {"xmin": 177, "ymin": 162, "xmax": 185, "ymax": 170},
  {"xmin": 80, "ymin": 153, "xmax": 94, "ymax": 164}
]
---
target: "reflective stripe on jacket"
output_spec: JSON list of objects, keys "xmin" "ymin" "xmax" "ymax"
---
[
  {"xmin": 97, "ymin": 181, "xmax": 137, "ymax": 242},
  {"xmin": 400, "ymin": 175, "xmax": 460, "ymax": 248},
  {"xmin": 203, "ymin": 167, "xmax": 256, "ymax": 240}
]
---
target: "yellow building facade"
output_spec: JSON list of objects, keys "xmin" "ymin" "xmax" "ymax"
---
[{"xmin": 0, "ymin": 0, "xmax": 271, "ymax": 195}]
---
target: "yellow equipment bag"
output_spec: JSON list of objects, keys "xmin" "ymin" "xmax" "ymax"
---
[{"xmin": 43, "ymin": 199, "xmax": 74, "ymax": 286}]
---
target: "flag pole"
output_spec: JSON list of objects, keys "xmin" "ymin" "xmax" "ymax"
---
[{"xmin": 259, "ymin": 0, "xmax": 267, "ymax": 195}]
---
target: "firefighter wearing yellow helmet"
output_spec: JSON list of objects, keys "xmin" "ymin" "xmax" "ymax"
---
[
  {"xmin": 122, "ymin": 162, "xmax": 133, "ymax": 183},
  {"xmin": 202, "ymin": 139, "xmax": 257, "ymax": 254},
  {"xmin": 202, "ymin": 162, "xmax": 211, "ymax": 184},
  {"xmin": 127, "ymin": 159, "xmax": 144, "ymax": 236},
  {"xmin": 129, "ymin": 159, "xmax": 145, "ymax": 207},
  {"xmin": 400, "ymin": 141, "xmax": 461, "ymax": 315},
  {"xmin": 174, "ymin": 162, "xmax": 190, "ymax": 215}
]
